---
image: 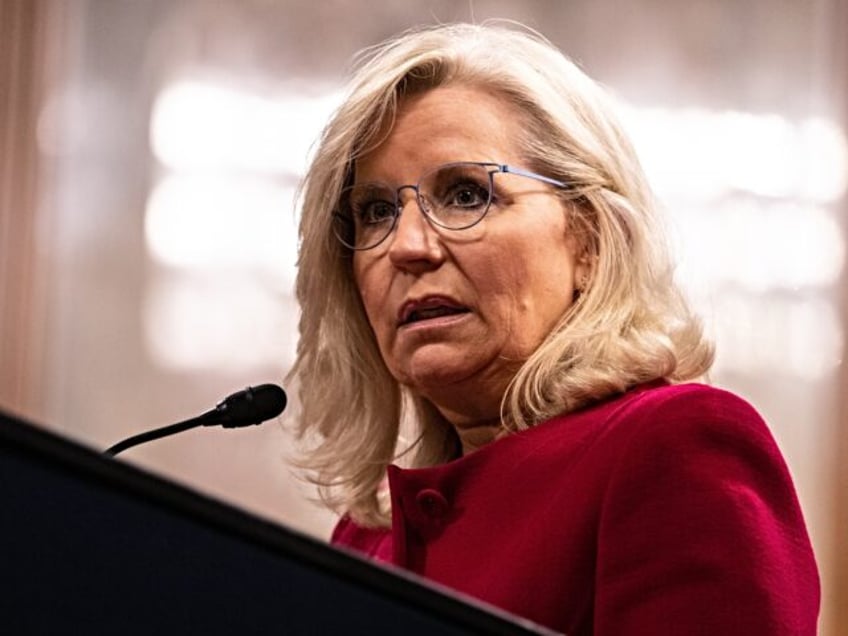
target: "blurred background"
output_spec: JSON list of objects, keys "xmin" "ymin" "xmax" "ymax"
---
[{"xmin": 1, "ymin": 0, "xmax": 845, "ymax": 632}]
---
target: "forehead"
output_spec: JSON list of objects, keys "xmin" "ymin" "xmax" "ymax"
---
[{"xmin": 354, "ymin": 85, "xmax": 526, "ymax": 183}]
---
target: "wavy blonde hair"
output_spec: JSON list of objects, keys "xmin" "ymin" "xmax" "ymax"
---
[{"xmin": 287, "ymin": 22, "xmax": 713, "ymax": 527}]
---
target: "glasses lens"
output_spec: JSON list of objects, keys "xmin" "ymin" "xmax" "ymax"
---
[
  {"xmin": 337, "ymin": 182, "xmax": 397, "ymax": 250},
  {"xmin": 419, "ymin": 162, "xmax": 493, "ymax": 230},
  {"xmin": 332, "ymin": 163, "xmax": 495, "ymax": 250}
]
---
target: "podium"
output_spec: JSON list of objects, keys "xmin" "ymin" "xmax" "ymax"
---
[{"xmin": 0, "ymin": 409, "xmax": 549, "ymax": 635}]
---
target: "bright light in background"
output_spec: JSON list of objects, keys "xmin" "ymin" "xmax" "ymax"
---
[
  {"xmin": 143, "ymin": 272, "xmax": 297, "ymax": 371},
  {"xmin": 713, "ymin": 294, "xmax": 844, "ymax": 380},
  {"xmin": 145, "ymin": 175, "xmax": 298, "ymax": 280},
  {"xmin": 143, "ymin": 77, "xmax": 846, "ymax": 377},
  {"xmin": 621, "ymin": 106, "xmax": 848, "ymax": 203},
  {"xmin": 150, "ymin": 81, "xmax": 342, "ymax": 174},
  {"xmin": 674, "ymin": 200, "xmax": 845, "ymax": 292},
  {"xmin": 620, "ymin": 105, "xmax": 846, "ymax": 380},
  {"xmin": 143, "ymin": 79, "xmax": 342, "ymax": 371}
]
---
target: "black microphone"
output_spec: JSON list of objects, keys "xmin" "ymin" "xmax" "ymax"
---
[{"xmin": 104, "ymin": 384, "xmax": 287, "ymax": 458}]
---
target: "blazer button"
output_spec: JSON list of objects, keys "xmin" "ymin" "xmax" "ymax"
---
[{"xmin": 415, "ymin": 489, "xmax": 449, "ymax": 520}]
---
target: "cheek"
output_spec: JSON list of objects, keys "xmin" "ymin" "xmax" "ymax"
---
[
  {"xmin": 352, "ymin": 257, "xmax": 372, "ymax": 309},
  {"xmin": 481, "ymin": 236, "xmax": 576, "ymax": 336},
  {"xmin": 353, "ymin": 260, "xmax": 388, "ymax": 336}
]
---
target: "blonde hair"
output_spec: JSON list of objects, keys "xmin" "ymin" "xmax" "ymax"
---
[{"xmin": 287, "ymin": 22, "xmax": 713, "ymax": 527}]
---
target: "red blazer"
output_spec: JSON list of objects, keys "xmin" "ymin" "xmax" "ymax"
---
[{"xmin": 332, "ymin": 383, "xmax": 820, "ymax": 634}]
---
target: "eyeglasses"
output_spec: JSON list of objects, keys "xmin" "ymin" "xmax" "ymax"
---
[{"xmin": 332, "ymin": 161, "xmax": 570, "ymax": 250}]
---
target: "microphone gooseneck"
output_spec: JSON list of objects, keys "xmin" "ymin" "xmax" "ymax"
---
[{"xmin": 103, "ymin": 384, "xmax": 287, "ymax": 457}]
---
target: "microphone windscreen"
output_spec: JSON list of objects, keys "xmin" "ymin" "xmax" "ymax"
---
[{"xmin": 214, "ymin": 384, "xmax": 287, "ymax": 428}]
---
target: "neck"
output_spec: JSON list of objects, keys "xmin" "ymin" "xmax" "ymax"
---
[
  {"xmin": 431, "ymin": 400, "xmax": 504, "ymax": 455},
  {"xmin": 454, "ymin": 419, "xmax": 504, "ymax": 455},
  {"xmin": 415, "ymin": 370, "xmax": 516, "ymax": 455}
]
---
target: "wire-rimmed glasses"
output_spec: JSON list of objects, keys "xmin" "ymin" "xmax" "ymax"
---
[{"xmin": 332, "ymin": 161, "xmax": 570, "ymax": 251}]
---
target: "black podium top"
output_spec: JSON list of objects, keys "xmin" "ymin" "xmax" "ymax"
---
[{"xmin": 0, "ymin": 409, "xmax": 554, "ymax": 635}]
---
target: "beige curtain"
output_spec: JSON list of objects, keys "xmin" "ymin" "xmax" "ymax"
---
[{"xmin": 0, "ymin": 0, "xmax": 54, "ymax": 417}]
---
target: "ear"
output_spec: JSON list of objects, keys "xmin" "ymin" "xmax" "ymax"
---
[
  {"xmin": 573, "ymin": 237, "xmax": 595, "ymax": 288},
  {"xmin": 561, "ymin": 200, "xmax": 592, "ymax": 283},
  {"xmin": 577, "ymin": 250, "xmax": 591, "ymax": 281},
  {"xmin": 562, "ymin": 199, "xmax": 595, "ymax": 298}
]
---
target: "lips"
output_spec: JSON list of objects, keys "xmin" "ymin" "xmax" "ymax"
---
[{"xmin": 398, "ymin": 296, "xmax": 470, "ymax": 326}]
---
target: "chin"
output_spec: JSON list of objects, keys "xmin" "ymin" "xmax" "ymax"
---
[
  {"xmin": 403, "ymin": 366, "xmax": 469, "ymax": 391},
  {"xmin": 403, "ymin": 361, "xmax": 511, "ymax": 406},
  {"xmin": 398, "ymin": 361, "xmax": 475, "ymax": 394}
]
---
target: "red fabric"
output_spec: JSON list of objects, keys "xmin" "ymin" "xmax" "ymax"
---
[{"xmin": 332, "ymin": 383, "xmax": 820, "ymax": 634}]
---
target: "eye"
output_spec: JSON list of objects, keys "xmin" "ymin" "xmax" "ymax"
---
[
  {"xmin": 354, "ymin": 199, "xmax": 396, "ymax": 225},
  {"xmin": 441, "ymin": 180, "xmax": 490, "ymax": 210},
  {"xmin": 345, "ymin": 184, "xmax": 397, "ymax": 225}
]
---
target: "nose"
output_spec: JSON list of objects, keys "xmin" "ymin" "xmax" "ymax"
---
[{"xmin": 386, "ymin": 188, "xmax": 444, "ymax": 269}]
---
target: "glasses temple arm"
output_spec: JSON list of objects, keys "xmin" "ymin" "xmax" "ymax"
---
[{"xmin": 500, "ymin": 165, "xmax": 570, "ymax": 190}]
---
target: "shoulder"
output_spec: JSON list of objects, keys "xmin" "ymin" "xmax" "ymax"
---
[
  {"xmin": 587, "ymin": 382, "xmax": 789, "ymax": 494},
  {"xmin": 530, "ymin": 382, "xmax": 773, "ymax": 463},
  {"xmin": 589, "ymin": 383, "xmax": 820, "ymax": 632},
  {"xmin": 588, "ymin": 385, "xmax": 808, "ymax": 565},
  {"xmin": 589, "ymin": 382, "xmax": 774, "ymax": 455},
  {"xmin": 612, "ymin": 381, "xmax": 763, "ymax": 426},
  {"xmin": 490, "ymin": 382, "xmax": 775, "ymax": 484}
]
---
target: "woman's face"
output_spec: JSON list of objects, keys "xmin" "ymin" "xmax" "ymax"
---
[{"xmin": 352, "ymin": 85, "xmax": 586, "ymax": 426}]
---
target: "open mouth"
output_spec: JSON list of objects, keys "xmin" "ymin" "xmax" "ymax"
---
[
  {"xmin": 399, "ymin": 299, "xmax": 470, "ymax": 326},
  {"xmin": 402, "ymin": 306, "xmax": 469, "ymax": 325}
]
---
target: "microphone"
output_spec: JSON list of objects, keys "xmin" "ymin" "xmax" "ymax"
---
[{"xmin": 104, "ymin": 384, "xmax": 287, "ymax": 458}]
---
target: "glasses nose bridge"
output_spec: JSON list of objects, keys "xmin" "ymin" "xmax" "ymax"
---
[{"xmin": 395, "ymin": 183, "xmax": 430, "ymax": 215}]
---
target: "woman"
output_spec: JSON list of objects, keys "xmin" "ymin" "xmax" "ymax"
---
[{"xmin": 288, "ymin": 22, "xmax": 819, "ymax": 634}]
